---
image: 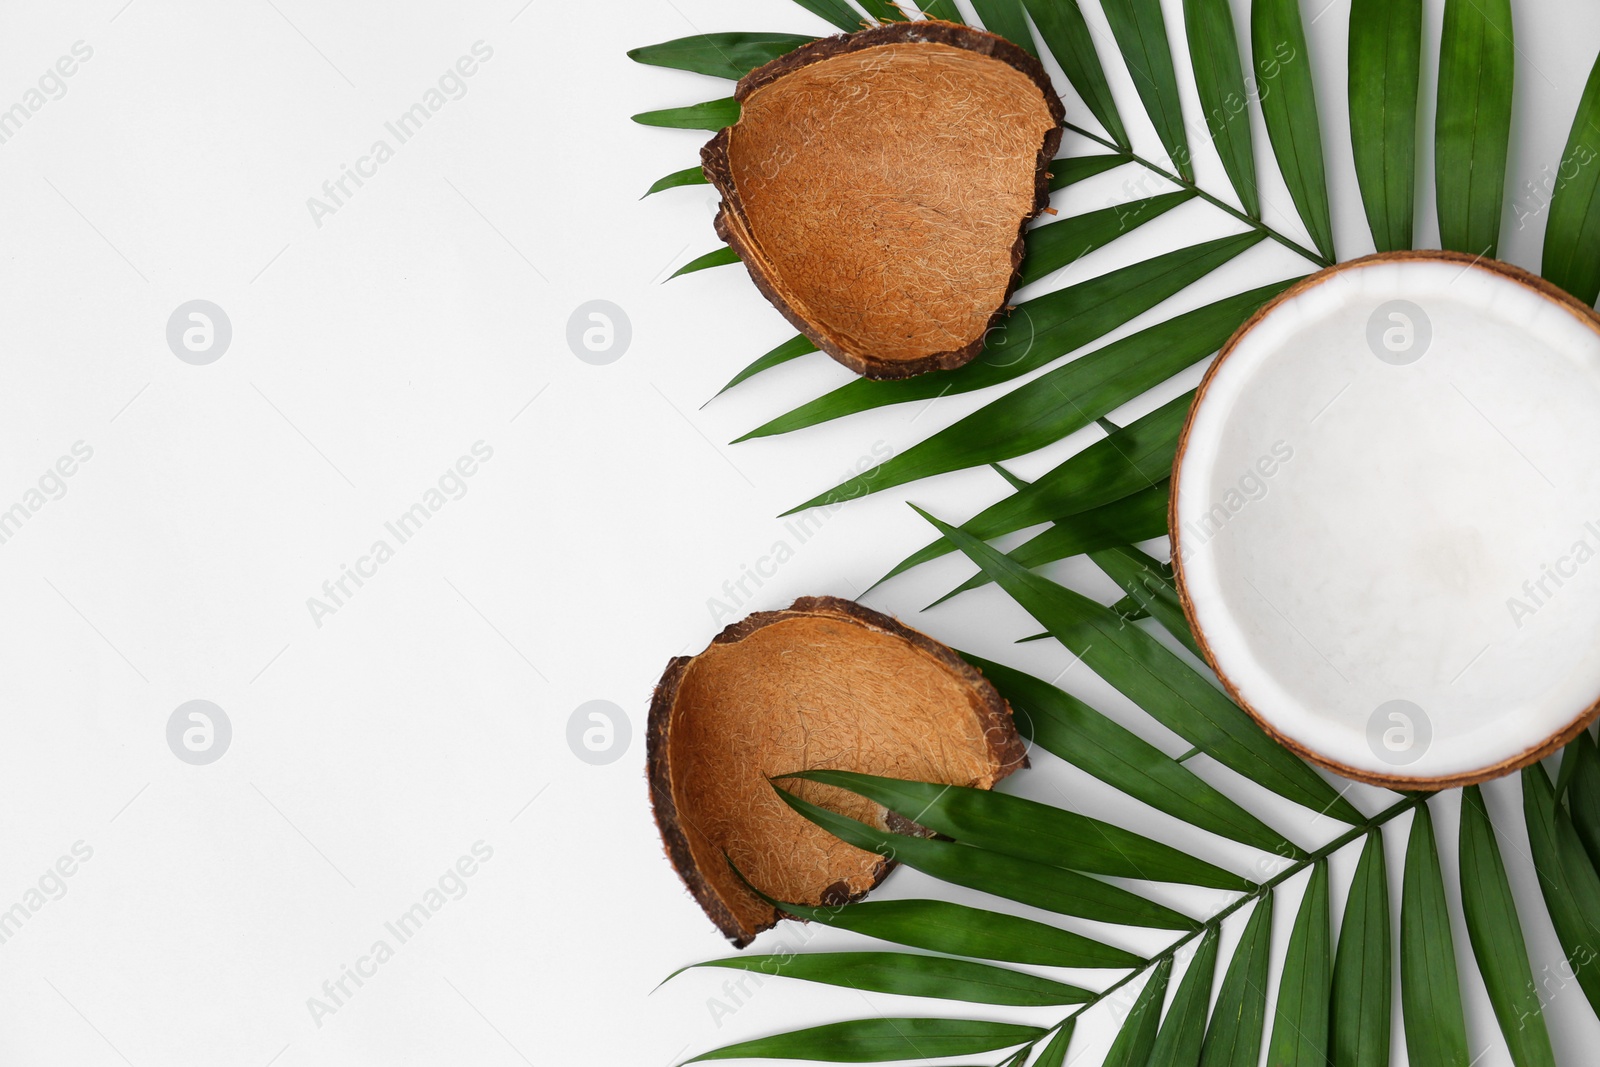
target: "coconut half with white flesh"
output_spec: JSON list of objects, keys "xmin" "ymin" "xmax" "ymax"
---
[{"xmin": 1173, "ymin": 250, "xmax": 1600, "ymax": 789}]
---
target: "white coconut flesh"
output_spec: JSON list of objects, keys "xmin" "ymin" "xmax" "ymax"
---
[{"xmin": 1174, "ymin": 254, "xmax": 1600, "ymax": 785}]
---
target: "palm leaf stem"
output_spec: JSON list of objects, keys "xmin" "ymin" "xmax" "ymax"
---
[
  {"xmin": 1062, "ymin": 121, "xmax": 1331, "ymax": 268},
  {"xmin": 1003, "ymin": 792, "xmax": 1424, "ymax": 1063}
]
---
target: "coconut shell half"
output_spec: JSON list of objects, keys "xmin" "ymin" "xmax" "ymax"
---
[
  {"xmin": 702, "ymin": 22, "xmax": 1065, "ymax": 380},
  {"xmin": 647, "ymin": 596, "xmax": 1025, "ymax": 945}
]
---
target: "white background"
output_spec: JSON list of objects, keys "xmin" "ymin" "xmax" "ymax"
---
[{"xmin": 0, "ymin": 0, "xmax": 1597, "ymax": 1064}]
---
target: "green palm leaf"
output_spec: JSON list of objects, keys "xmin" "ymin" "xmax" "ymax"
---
[
  {"xmin": 675, "ymin": 952, "xmax": 1092, "ymax": 1006},
  {"xmin": 628, "ymin": 32, "xmax": 815, "ymax": 80},
  {"xmin": 853, "ymin": 0, "xmax": 906, "ymax": 23},
  {"xmin": 710, "ymin": 174, "xmax": 1184, "ymax": 400},
  {"xmin": 1568, "ymin": 730, "xmax": 1600, "ymax": 868},
  {"xmin": 786, "ymin": 279, "xmax": 1289, "ymax": 512},
  {"xmin": 1051, "ymin": 154, "xmax": 1129, "ymax": 190},
  {"xmin": 1542, "ymin": 46, "xmax": 1600, "ymax": 303},
  {"xmin": 1435, "ymin": 0, "xmax": 1514, "ymax": 257},
  {"xmin": 1184, "ymin": 0, "xmax": 1259, "ymax": 215},
  {"xmin": 921, "ymin": 0, "xmax": 965, "ymax": 24},
  {"xmin": 1107, "ymin": 959, "xmax": 1171, "ymax": 1067},
  {"xmin": 969, "ymin": 654, "xmax": 1301, "ymax": 857},
  {"xmin": 762, "ymin": 895, "xmax": 1143, "ymax": 969},
  {"xmin": 1022, "ymin": 0, "xmax": 1129, "ymax": 148},
  {"xmin": 876, "ymin": 392, "xmax": 1193, "ymax": 586},
  {"xmin": 918, "ymin": 507, "xmax": 1363, "ymax": 824},
  {"xmin": 1104, "ymin": 956, "xmax": 1173, "ymax": 1067},
  {"xmin": 632, "ymin": 3, "xmax": 1600, "ymax": 1062},
  {"xmin": 1148, "ymin": 927, "xmax": 1220, "ymax": 1066},
  {"xmin": 1102, "ymin": 0, "xmax": 1192, "ymax": 180},
  {"xmin": 933, "ymin": 485, "xmax": 1170, "ymax": 605},
  {"xmin": 1399, "ymin": 802, "xmax": 1469, "ymax": 1067},
  {"xmin": 1521, "ymin": 763, "xmax": 1600, "ymax": 1016},
  {"xmin": 1459, "ymin": 785, "xmax": 1556, "ymax": 1067},
  {"xmin": 644, "ymin": 165, "xmax": 709, "ymax": 197},
  {"xmin": 1199, "ymin": 896, "xmax": 1273, "ymax": 1067},
  {"xmin": 780, "ymin": 768, "xmax": 1250, "ymax": 890},
  {"xmin": 1331, "ymin": 830, "xmax": 1391, "ymax": 1067},
  {"xmin": 1089, "ymin": 545, "xmax": 1204, "ymax": 660},
  {"xmin": 1021, "ymin": 192, "xmax": 1196, "ymax": 288},
  {"xmin": 789, "ymin": 0, "xmax": 862, "ymax": 33},
  {"xmin": 746, "ymin": 233, "xmax": 1260, "ymax": 444},
  {"xmin": 1252, "ymin": 0, "xmax": 1336, "ymax": 261},
  {"xmin": 1266, "ymin": 859, "xmax": 1332, "ymax": 1067},
  {"xmin": 1347, "ymin": 0, "xmax": 1422, "ymax": 252},
  {"xmin": 970, "ymin": 0, "xmax": 1037, "ymax": 56},
  {"xmin": 712, "ymin": 334, "xmax": 816, "ymax": 397},
  {"xmin": 671, "ymin": 247, "xmax": 739, "ymax": 278},
  {"xmin": 633, "ymin": 97, "xmax": 740, "ymax": 130},
  {"xmin": 775, "ymin": 785, "xmax": 1199, "ymax": 930},
  {"xmin": 1034, "ymin": 1022, "xmax": 1076, "ymax": 1067},
  {"xmin": 683, "ymin": 1017, "xmax": 1045, "ymax": 1063}
]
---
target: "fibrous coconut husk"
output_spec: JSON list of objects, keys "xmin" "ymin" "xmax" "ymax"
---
[
  {"xmin": 647, "ymin": 596, "xmax": 1025, "ymax": 945},
  {"xmin": 702, "ymin": 22, "xmax": 1065, "ymax": 380}
]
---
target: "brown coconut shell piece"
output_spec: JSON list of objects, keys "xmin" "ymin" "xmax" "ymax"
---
[
  {"xmin": 702, "ymin": 22, "xmax": 1065, "ymax": 380},
  {"xmin": 647, "ymin": 596, "xmax": 1026, "ymax": 945}
]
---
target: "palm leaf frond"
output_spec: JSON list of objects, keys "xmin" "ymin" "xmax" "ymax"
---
[
  {"xmin": 779, "ymin": 767, "xmax": 1251, "ymax": 889},
  {"xmin": 787, "ymin": 278, "xmax": 1289, "ymax": 513},
  {"xmin": 1330, "ymin": 831, "xmax": 1392, "ymax": 1067},
  {"xmin": 1251, "ymin": 0, "xmax": 1335, "ymax": 261},
  {"xmin": 775, "ymin": 785, "xmax": 1199, "ymax": 929},
  {"xmin": 670, "ymin": 247, "xmax": 739, "ymax": 278},
  {"xmin": 632, "ymin": 97, "xmax": 739, "ymax": 130},
  {"xmin": 969, "ymin": 0, "xmax": 1038, "ymax": 56},
  {"xmin": 749, "ymin": 234, "xmax": 1262, "ymax": 445},
  {"xmin": 1435, "ymin": 0, "xmax": 1515, "ymax": 258},
  {"xmin": 643, "ymin": 165, "xmax": 709, "ymax": 197},
  {"xmin": 1184, "ymin": 0, "xmax": 1259, "ymax": 215},
  {"xmin": 1348, "ymin": 0, "xmax": 1423, "ymax": 251},
  {"xmin": 758, "ymin": 893, "xmax": 1143, "ymax": 969},
  {"xmin": 916, "ymin": 505, "xmax": 1363, "ymax": 824},
  {"xmin": 1542, "ymin": 47, "xmax": 1600, "ymax": 302},
  {"xmin": 1021, "ymin": 0, "xmax": 1129, "ymax": 147},
  {"xmin": 683, "ymin": 1017, "xmax": 1045, "ymax": 1064},
  {"xmin": 627, "ymin": 32, "xmax": 816, "ymax": 80},
  {"xmin": 674, "ymin": 952, "xmax": 1092, "ymax": 1006},
  {"xmin": 1459, "ymin": 785, "xmax": 1558, "ymax": 1067},
  {"xmin": 1266, "ymin": 860, "xmax": 1332, "ymax": 1067},
  {"xmin": 1399, "ymin": 801, "xmax": 1470, "ymax": 1067},
  {"xmin": 1101, "ymin": 0, "xmax": 1192, "ymax": 180},
  {"xmin": 1522, "ymin": 763, "xmax": 1600, "ymax": 1016},
  {"xmin": 632, "ymin": 2, "xmax": 1600, "ymax": 1062}
]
